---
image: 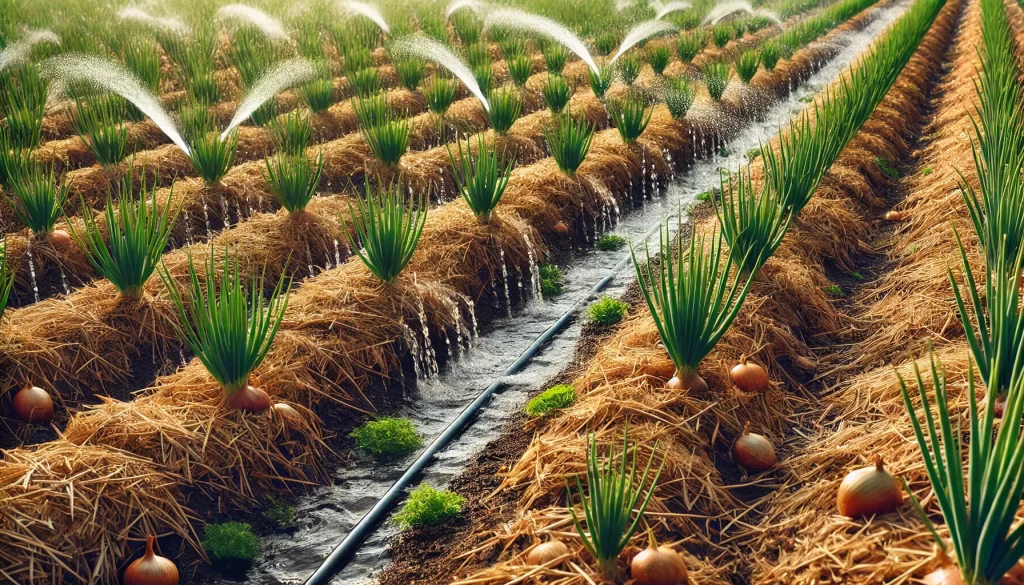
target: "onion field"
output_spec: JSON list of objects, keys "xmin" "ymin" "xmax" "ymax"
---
[{"xmin": 0, "ymin": 0, "xmax": 1022, "ymax": 583}]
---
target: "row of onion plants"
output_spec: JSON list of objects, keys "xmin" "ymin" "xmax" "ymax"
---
[{"xmin": 897, "ymin": 0, "xmax": 1024, "ymax": 581}]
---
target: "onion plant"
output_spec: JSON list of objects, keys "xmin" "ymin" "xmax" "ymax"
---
[
  {"xmin": 342, "ymin": 46, "xmax": 372, "ymax": 76},
  {"xmin": 268, "ymin": 110, "xmax": 312, "ymax": 157},
  {"xmin": 447, "ymin": 134, "xmax": 513, "ymax": 225},
  {"xmin": 618, "ymin": 54, "xmax": 641, "ymax": 86},
  {"xmin": 647, "ymin": 45, "xmax": 672, "ymax": 76},
  {"xmin": 299, "ymin": 73, "xmax": 334, "ymax": 113},
  {"xmin": 350, "ymin": 67, "xmax": 382, "ymax": 98},
  {"xmin": 0, "ymin": 240, "xmax": 13, "ymax": 322},
  {"xmin": 712, "ymin": 24, "xmax": 732, "ymax": 48},
  {"xmin": 262, "ymin": 152, "xmax": 323, "ymax": 215},
  {"xmin": 68, "ymin": 171, "xmax": 178, "ymax": 298},
  {"xmin": 714, "ymin": 162, "xmax": 792, "ymax": 276},
  {"xmin": 542, "ymin": 74, "xmax": 573, "ymax": 114},
  {"xmin": 465, "ymin": 42, "xmax": 491, "ymax": 69},
  {"xmin": 453, "ymin": 11, "xmax": 482, "ymax": 45},
  {"xmin": 189, "ymin": 131, "xmax": 239, "ymax": 186},
  {"xmin": 608, "ymin": 92, "xmax": 652, "ymax": 144},
  {"xmin": 341, "ymin": 183, "xmax": 427, "ymax": 283},
  {"xmin": 507, "ymin": 54, "xmax": 534, "ymax": 88},
  {"xmin": 395, "ymin": 59, "xmax": 426, "ymax": 91},
  {"xmin": 498, "ymin": 36, "xmax": 527, "ymax": 61},
  {"xmin": 631, "ymin": 219, "xmax": 757, "ymax": 391},
  {"xmin": 544, "ymin": 43, "xmax": 569, "ymax": 74},
  {"xmin": 595, "ymin": 32, "xmax": 619, "ymax": 56},
  {"xmin": 760, "ymin": 41, "xmax": 781, "ymax": 71},
  {"xmin": 677, "ymin": 32, "xmax": 704, "ymax": 63},
  {"xmin": 735, "ymin": 50, "xmax": 761, "ymax": 84},
  {"xmin": 160, "ymin": 247, "xmax": 290, "ymax": 408},
  {"xmin": 7, "ymin": 160, "xmax": 69, "ymax": 237},
  {"xmin": 2, "ymin": 65, "xmax": 48, "ymax": 149},
  {"xmin": 546, "ymin": 110, "xmax": 594, "ymax": 176},
  {"xmin": 484, "ymin": 87, "xmax": 522, "ymax": 135},
  {"xmin": 71, "ymin": 95, "xmax": 128, "ymax": 168},
  {"xmin": 899, "ymin": 353, "xmax": 1024, "ymax": 585},
  {"xmin": 123, "ymin": 40, "xmax": 161, "ymax": 120},
  {"xmin": 704, "ymin": 62, "xmax": 731, "ymax": 100},
  {"xmin": 567, "ymin": 428, "xmax": 663, "ymax": 579},
  {"xmin": 355, "ymin": 96, "xmax": 410, "ymax": 167},
  {"xmin": 423, "ymin": 77, "xmax": 458, "ymax": 118},
  {"xmin": 588, "ymin": 64, "xmax": 615, "ymax": 99},
  {"xmin": 473, "ymin": 63, "xmax": 495, "ymax": 96},
  {"xmin": 665, "ymin": 77, "xmax": 695, "ymax": 120}
]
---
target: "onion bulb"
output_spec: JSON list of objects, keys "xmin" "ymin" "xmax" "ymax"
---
[
  {"xmin": 123, "ymin": 536, "xmax": 178, "ymax": 585},
  {"xmin": 227, "ymin": 384, "xmax": 272, "ymax": 412},
  {"xmin": 885, "ymin": 210, "xmax": 907, "ymax": 221},
  {"xmin": 922, "ymin": 549, "xmax": 964, "ymax": 585},
  {"xmin": 272, "ymin": 403, "xmax": 303, "ymax": 428},
  {"xmin": 526, "ymin": 539, "xmax": 569, "ymax": 567},
  {"xmin": 732, "ymin": 423, "xmax": 776, "ymax": 472},
  {"xmin": 631, "ymin": 530, "xmax": 688, "ymax": 585},
  {"xmin": 48, "ymin": 229, "xmax": 72, "ymax": 248},
  {"xmin": 837, "ymin": 455, "xmax": 902, "ymax": 518},
  {"xmin": 730, "ymin": 357, "xmax": 769, "ymax": 393},
  {"xmin": 666, "ymin": 370, "xmax": 708, "ymax": 394},
  {"xmin": 554, "ymin": 221, "xmax": 570, "ymax": 233},
  {"xmin": 12, "ymin": 384, "xmax": 53, "ymax": 423}
]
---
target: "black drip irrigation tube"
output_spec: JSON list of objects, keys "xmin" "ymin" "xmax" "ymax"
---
[{"xmin": 303, "ymin": 203, "xmax": 694, "ymax": 584}]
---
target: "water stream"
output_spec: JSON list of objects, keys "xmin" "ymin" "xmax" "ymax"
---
[{"xmin": 222, "ymin": 3, "xmax": 910, "ymax": 582}]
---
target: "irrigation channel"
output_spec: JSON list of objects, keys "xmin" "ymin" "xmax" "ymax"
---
[{"xmin": 218, "ymin": 3, "xmax": 912, "ymax": 583}]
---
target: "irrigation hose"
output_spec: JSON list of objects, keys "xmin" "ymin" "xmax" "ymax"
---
[{"xmin": 303, "ymin": 197, "xmax": 694, "ymax": 584}]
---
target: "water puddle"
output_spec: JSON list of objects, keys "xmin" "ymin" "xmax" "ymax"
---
[{"xmin": 224, "ymin": 4, "xmax": 911, "ymax": 582}]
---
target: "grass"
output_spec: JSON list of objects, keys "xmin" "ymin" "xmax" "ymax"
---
[
  {"xmin": 350, "ymin": 417, "xmax": 422, "ymax": 458},
  {"xmin": 588, "ymin": 64, "xmax": 615, "ymax": 99},
  {"xmin": 525, "ymin": 384, "xmax": 576, "ymax": 417},
  {"xmin": 608, "ymin": 92, "xmax": 652, "ymax": 145},
  {"xmin": 7, "ymin": 159, "xmax": 69, "ymax": 236},
  {"xmin": 631, "ymin": 219, "xmax": 757, "ymax": 383},
  {"xmin": 665, "ymin": 77, "xmax": 695, "ymax": 120},
  {"xmin": 596, "ymin": 234, "xmax": 627, "ymax": 251},
  {"xmin": 484, "ymin": 87, "xmax": 522, "ymax": 136},
  {"xmin": 545, "ymin": 110, "xmax": 594, "ymax": 176},
  {"xmin": 704, "ymin": 62, "xmax": 731, "ymax": 101},
  {"xmin": 823, "ymin": 284, "xmax": 844, "ymax": 297},
  {"xmin": 342, "ymin": 183, "xmax": 427, "ymax": 283},
  {"xmin": 647, "ymin": 45, "xmax": 672, "ymax": 76},
  {"xmin": 69, "ymin": 171, "xmax": 179, "ymax": 298},
  {"xmin": 160, "ymin": 246, "xmax": 290, "ymax": 398},
  {"xmin": 0, "ymin": 240, "xmax": 14, "ymax": 322},
  {"xmin": 588, "ymin": 296, "xmax": 628, "ymax": 326},
  {"xmin": 568, "ymin": 428, "xmax": 663, "ymax": 579},
  {"xmin": 540, "ymin": 264, "xmax": 565, "ymax": 297},
  {"xmin": 262, "ymin": 152, "xmax": 323, "ymax": 214},
  {"xmin": 393, "ymin": 485, "xmax": 465, "ymax": 529},
  {"xmin": 263, "ymin": 496, "xmax": 296, "ymax": 531},
  {"xmin": 202, "ymin": 522, "xmax": 260, "ymax": 565},
  {"xmin": 447, "ymin": 134, "xmax": 512, "ymax": 225},
  {"xmin": 735, "ymin": 50, "xmax": 761, "ymax": 84},
  {"xmin": 544, "ymin": 43, "xmax": 569, "ymax": 74},
  {"xmin": 876, "ymin": 156, "xmax": 901, "ymax": 179},
  {"xmin": 542, "ymin": 74, "xmax": 573, "ymax": 114}
]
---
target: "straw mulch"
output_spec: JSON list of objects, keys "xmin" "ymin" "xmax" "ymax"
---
[
  {"xmin": 0, "ymin": 440, "xmax": 202, "ymax": 585},
  {"xmin": 63, "ymin": 360, "xmax": 327, "ymax": 504}
]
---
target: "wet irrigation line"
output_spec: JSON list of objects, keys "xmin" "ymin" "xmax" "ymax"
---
[{"xmin": 218, "ymin": 6, "xmax": 912, "ymax": 583}]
